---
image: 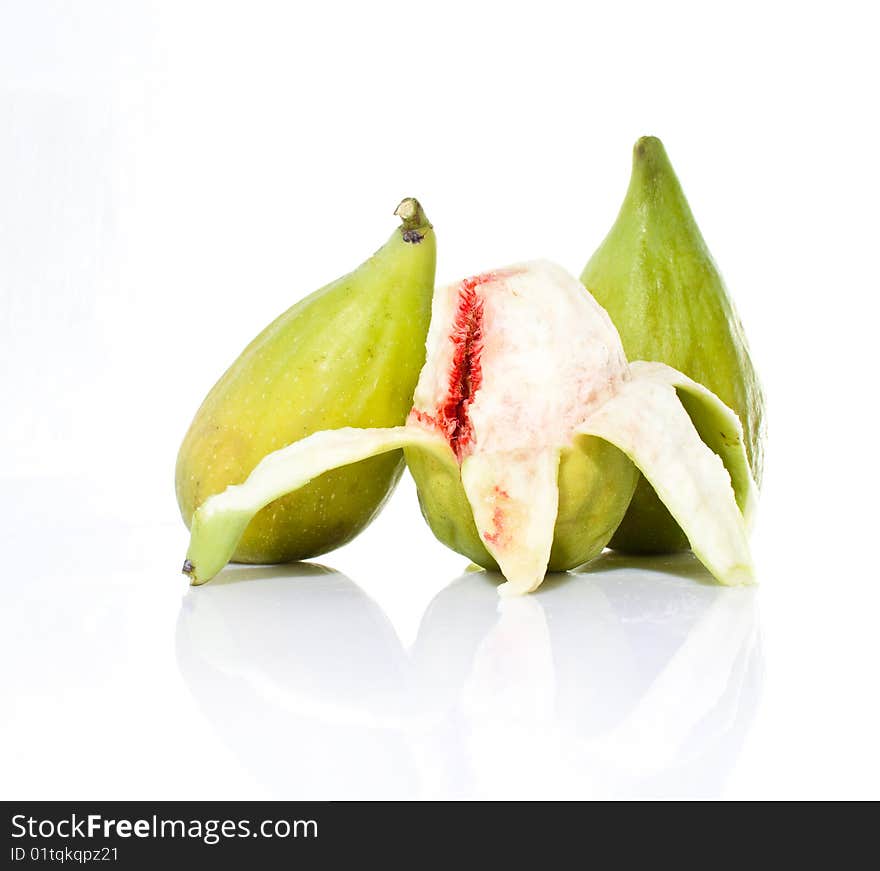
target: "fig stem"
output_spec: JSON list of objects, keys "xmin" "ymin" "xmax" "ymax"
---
[{"xmin": 394, "ymin": 197, "xmax": 432, "ymax": 242}]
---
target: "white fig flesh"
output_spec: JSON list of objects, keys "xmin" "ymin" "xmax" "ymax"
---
[
  {"xmin": 461, "ymin": 448, "xmax": 561, "ymax": 597},
  {"xmin": 183, "ymin": 261, "xmax": 757, "ymax": 593}
]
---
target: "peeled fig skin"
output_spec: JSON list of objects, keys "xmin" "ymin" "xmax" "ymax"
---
[
  {"xmin": 175, "ymin": 199, "xmax": 435, "ymax": 566},
  {"xmin": 182, "ymin": 261, "xmax": 756, "ymax": 595},
  {"xmin": 581, "ymin": 136, "xmax": 765, "ymax": 554},
  {"xmin": 404, "ymin": 431, "xmax": 638, "ymax": 574}
]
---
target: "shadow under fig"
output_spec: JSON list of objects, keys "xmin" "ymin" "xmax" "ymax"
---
[
  {"xmin": 176, "ymin": 554, "xmax": 762, "ymax": 799},
  {"xmin": 575, "ymin": 549, "xmax": 720, "ymax": 584},
  {"xmin": 190, "ymin": 560, "xmax": 340, "ymax": 587}
]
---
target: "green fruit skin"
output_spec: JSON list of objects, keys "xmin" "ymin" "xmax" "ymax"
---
[
  {"xmin": 176, "ymin": 210, "xmax": 436, "ymax": 563},
  {"xmin": 405, "ymin": 437, "xmax": 638, "ymax": 572},
  {"xmin": 581, "ymin": 137, "xmax": 765, "ymax": 554}
]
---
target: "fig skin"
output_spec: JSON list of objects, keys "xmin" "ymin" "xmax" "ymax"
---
[
  {"xmin": 175, "ymin": 199, "xmax": 436, "ymax": 564},
  {"xmin": 581, "ymin": 137, "xmax": 765, "ymax": 554},
  {"xmin": 405, "ymin": 435, "xmax": 637, "ymax": 574}
]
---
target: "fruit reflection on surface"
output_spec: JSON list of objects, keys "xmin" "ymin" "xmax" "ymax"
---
[
  {"xmin": 176, "ymin": 556, "xmax": 761, "ymax": 799},
  {"xmin": 176, "ymin": 563, "xmax": 417, "ymax": 798}
]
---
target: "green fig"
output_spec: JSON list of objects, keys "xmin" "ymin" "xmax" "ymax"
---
[
  {"xmin": 175, "ymin": 198, "xmax": 435, "ymax": 566},
  {"xmin": 581, "ymin": 136, "xmax": 765, "ymax": 554},
  {"xmin": 182, "ymin": 261, "xmax": 756, "ymax": 594}
]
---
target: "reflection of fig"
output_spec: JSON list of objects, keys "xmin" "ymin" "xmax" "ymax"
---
[
  {"xmin": 185, "ymin": 261, "xmax": 757, "ymax": 594},
  {"xmin": 413, "ymin": 565, "xmax": 762, "ymax": 799},
  {"xmin": 175, "ymin": 567, "xmax": 416, "ymax": 798},
  {"xmin": 582, "ymin": 137, "xmax": 765, "ymax": 554},
  {"xmin": 176, "ymin": 199, "xmax": 435, "ymax": 565}
]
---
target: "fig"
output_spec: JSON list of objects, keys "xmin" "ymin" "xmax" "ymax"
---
[
  {"xmin": 183, "ymin": 261, "xmax": 756, "ymax": 595},
  {"xmin": 581, "ymin": 136, "xmax": 765, "ymax": 554},
  {"xmin": 175, "ymin": 198, "xmax": 436, "ymax": 565}
]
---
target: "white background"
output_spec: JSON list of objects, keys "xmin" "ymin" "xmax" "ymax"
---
[{"xmin": 1, "ymin": 0, "xmax": 878, "ymax": 799}]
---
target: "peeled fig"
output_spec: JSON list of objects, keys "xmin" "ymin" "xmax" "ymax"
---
[
  {"xmin": 176, "ymin": 198, "xmax": 435, "ymax": 566},
  {"xmin": 582, "ymin": 136, "xmax": 765, "ymax": 554},
  {"xmin": 182, "ymin": 261, "xmax": 756, "ymax": 595}
]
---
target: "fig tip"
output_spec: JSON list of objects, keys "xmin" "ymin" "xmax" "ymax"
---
[{"xmin": 634, "ymin": 135, "xmax": 665, "ymax": 159}]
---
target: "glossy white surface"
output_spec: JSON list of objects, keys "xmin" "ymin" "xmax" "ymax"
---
[
  {"xmin": 176, "ymin": 562, "xmax": 760, "ymax": 800},
  {"xmin": 2, "ymin": 471, "xmax": 878, "ymax": 799},
  {"xmin": 2, "ymin": 1, "xmax": 878, "ymax": 800}
]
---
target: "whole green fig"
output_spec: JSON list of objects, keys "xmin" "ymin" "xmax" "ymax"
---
[
  {"xmin": 176, "ymin": 198, "xmax": 435, "ymax": 565},
  {"xmin": 581, "ymin": 136, "xmax": 765, "ymax": 554}
]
